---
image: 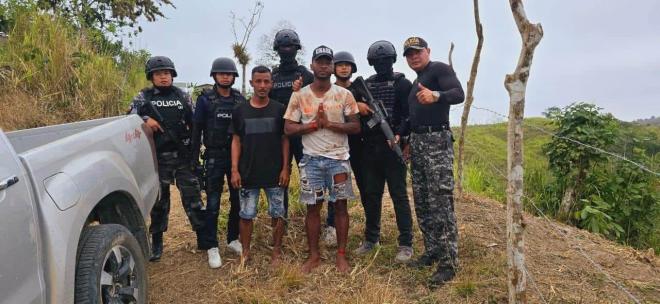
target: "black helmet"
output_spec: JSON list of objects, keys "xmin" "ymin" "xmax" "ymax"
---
[
  {"xmin": 367, "ymin": 40, "xmax": 397, "ymax": 65},
  {"xmin": 210, "ymin": 57, "xmax": 239, "ymax": 77},
  {"xmin": 333, "ymin": 51, "xmax": 357, "ymax": 73},
  {"xmin": 145, "ymin": 56, "xmax": 177, "ymax": 80},
  {"xmin": 273, "ymin": 29, "xmax": 301, "ymax": 51}
]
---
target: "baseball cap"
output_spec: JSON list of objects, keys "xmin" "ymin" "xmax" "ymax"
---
[
  {"xmin": 312, "ymin": 45, "xmax": 334, "ymax": 61},
  {"xmin": 403, "ymin": 36, "xmax": 428, "ymax": 56}
]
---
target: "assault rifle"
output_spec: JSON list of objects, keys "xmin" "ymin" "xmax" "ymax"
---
[{"xmin": 352, "ymin": 76, "xmax": 405, "ymax": 164}]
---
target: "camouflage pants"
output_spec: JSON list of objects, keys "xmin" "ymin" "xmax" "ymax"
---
[
  {"xmin": 150, "ymin": 151, "xmax": 205, "ymax": 234},
  {"xmin": 410, "ymin": 130, "xmax": 458, "ymax": 270}
]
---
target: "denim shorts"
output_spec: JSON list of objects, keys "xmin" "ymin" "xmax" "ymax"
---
[
  {"xmin": 238, "ymin": 187, "xmax": 285, "ymax": 220},
  {"xmin": 298, "ymin": 154, "xmax": 354, "ymax": 205}
]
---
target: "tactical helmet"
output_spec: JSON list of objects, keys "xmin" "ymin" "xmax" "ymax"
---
[
  {"xmin": 367, "ymin": 40, "xmax": 397, "ymax": 65},
  {"xmin": 333, "ymin": 51, "xmax": 357, "ymax": 73},
  {"xmin": 273, "ymin": 29, "xmax": 301, "ymax": 51},
  {"xmin": 145, "ymin": 56, "xmax": 177, "ymax": 80},
  {"xmin": 210, "ymin": 57, "xmax": 239, "ymax": 77}
]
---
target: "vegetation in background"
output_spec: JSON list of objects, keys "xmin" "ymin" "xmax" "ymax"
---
[
  {"xmin": 0, "ymin": 1, "xmax": 151, "ymax": 130},
  {"xmin": 459, "ymin": 105, "xmax": 659, "ymax": 252}
]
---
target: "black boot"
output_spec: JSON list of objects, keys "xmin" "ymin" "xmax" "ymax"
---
[
  {"xmin": 150, "ymin": 233, "xmax": 163, "ymax": 262},
  {"xmin": 407, "ymin": 253, "xmax": 438, "ymax": 269},
  {"xmin": 428, "ymin": 267, "xmax": 455, "ymax": 288}
]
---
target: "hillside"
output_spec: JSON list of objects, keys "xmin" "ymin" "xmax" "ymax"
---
[{"xmin": 147, "ymin": 187, "xmax": 659, "ymax": 303}]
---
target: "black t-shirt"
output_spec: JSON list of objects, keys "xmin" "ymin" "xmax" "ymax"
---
[
  {"xmin": 405, "ymin": 61, "xmax": 464, "ymax": 134},
  {"xmin": 231, "ymin": 100, "xmax": 286, "ymax": 189}
]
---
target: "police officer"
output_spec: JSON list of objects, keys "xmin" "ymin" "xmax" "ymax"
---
[
  {"xmin": 402, "ymin": 36, "xmax": 465, "ymax": 287},
  {"xmin": 191, "ymin": 57, "xmax": 246, "ymax": 268},
  {"xmin": 353, "ymin": 41, "xmax": 415, "ymax": 263},
  {"xmin": 270, "ymin": 29, "xmax": 314, "ymax": 218},
  {"xmin": 129, "ymin": 56, "xmax": 205, "ymax": 261}
]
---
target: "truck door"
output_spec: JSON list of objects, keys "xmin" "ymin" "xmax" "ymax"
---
[{"xmin": 0, "ymin": 133, "xmax": 44, "ymax": 304}]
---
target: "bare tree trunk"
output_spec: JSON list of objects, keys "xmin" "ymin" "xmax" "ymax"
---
[
  {"xmin": 505, "ymin": 1, "xmax": 543, "ymax": 303},
  {"xmin": 241, "ymin": 64, "xmax": 247, "ymax": 96},
  {"xmin": 456, "ymin": 0, "xmax": 484, "ymax": 196},
  {"xmin": 559, "ymin": 185, "xmax": 575, "ymax": 219},
  {"xmin": 447, "ymin": 42, "xmax": 455, "ymax": 68}
]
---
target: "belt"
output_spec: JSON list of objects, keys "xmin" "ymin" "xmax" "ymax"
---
[{"xmin": 411, "ymin": 124, "xmax": 450, "ymax": 134}]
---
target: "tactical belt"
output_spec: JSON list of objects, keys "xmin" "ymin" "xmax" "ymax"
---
[{"xmin": 412, "ymin": 123, "xmax": 450, "ymax": 134}]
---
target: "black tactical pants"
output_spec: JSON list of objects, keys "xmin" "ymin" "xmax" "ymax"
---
[
  {"xmin": 283, "ymin": 135, "xmax": 304, "ymax": 218},
  {"xmin": 360, "ymin": 137, "xmax": 413, "ymax": 247},
  {"xmin": 150, "ymin": 151, "xmax": 205, "ymax": 236},
  {"xmin": 197, "ymin": 150, "xmax": 240, "ymax": 250}
]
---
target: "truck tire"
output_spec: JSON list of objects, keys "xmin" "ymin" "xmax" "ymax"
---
[{"xmin": 75, "ymin": 224, "xmax": 147, "ymax": 304}]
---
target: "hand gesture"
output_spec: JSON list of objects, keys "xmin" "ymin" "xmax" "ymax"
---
[
  {"xmin": 292, "ymin": 75, "xmax": 303, "ymax": 92},
  {"xmin": 416, "ymin": 83, "xmax": 437, "ymax": 105},
  {"xmin": 317, "ymin": 103, "xmax": 328, "ymax": 128}
]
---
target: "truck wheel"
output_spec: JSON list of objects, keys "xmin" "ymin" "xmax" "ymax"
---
[{"xmin": 75, "ymin": 224, "xmax": 147, "ymax": 304}]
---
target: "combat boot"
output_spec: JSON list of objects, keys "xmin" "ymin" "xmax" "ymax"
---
[
  {"xmin": 150, "ymin": 232, "xmax": 163, "ymax": 261},
  {"xmin": 428, "ymin": 267, "xmax": 455, "ymax": 288}
]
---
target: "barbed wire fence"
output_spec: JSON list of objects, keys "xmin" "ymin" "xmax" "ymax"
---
[{"xmin": 458, "ymin": 123, "xmax": 648, "ymax": 304}]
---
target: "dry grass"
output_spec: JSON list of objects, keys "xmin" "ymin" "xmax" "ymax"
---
[{"xmin": 147, "ymin": 181, "xmax": 659, "ymax": 303}]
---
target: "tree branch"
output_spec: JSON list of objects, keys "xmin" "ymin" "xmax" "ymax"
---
[{"xmin": 457, "ymin": 0, "xmax": 484, "ymax": 196}]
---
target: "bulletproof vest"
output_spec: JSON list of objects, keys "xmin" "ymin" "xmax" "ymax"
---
[
  {"xmin": 366, "ymin": 73, "xmax": 405, "ymax": 130},
  {"xmin": 271, "ymin": 65, "xmax": 308, "ymax": 106},
  {"xmin": 142, "ymin": 87, "xmax": 192, "ymax": 151},
  {"xmin": 203, "ymin": 88, "xmax": 243, "ymax": 150}
]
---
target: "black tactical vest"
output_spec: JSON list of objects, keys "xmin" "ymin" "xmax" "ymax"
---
[
  {"xmin": 271, "ymin": 65, "xmax": 312, "ymax": 106},
  {"xmin": 203, "ymin": 88, "xmax": 244, "ymax": 150},
  {"xmin": 366, "ymin": 73, "xmax": 405, "ymax": 130},
  {"xmin": 142, "ymin": 87, "xmax": 192, "ymax": 151}
]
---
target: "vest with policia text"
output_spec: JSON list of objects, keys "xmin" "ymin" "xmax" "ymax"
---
[
  {"xmin": 365, "ymin": 72, "xmax": 405, "ymax": 137},
  {"xmin": 141, "ymin": 87, "xmax": 192, "ymax": 152},
  {"xmin": 270, "ymin": 64, "xmax": 313, "ymax": 106},
  {"xmin": 202, "ymin": 88, "xmax": 244, "ymax": 150}
]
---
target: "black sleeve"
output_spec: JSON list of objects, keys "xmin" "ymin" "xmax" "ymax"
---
[
  {"xmin": 190, "ymin": 94, "xmax": 206, "ymax": 163},
  {"xmin": 301, "ymin": 67, "xmax": 314, "ymax": 86},
  {"xmin": 229, "ymin": 105, "xmax": 241, "ymax": 137},
  {"xmin": 395, "ymin": 77, "xmax": 413, "ymax": 136},
  {"xmin": 435, "ymin": 64, "xmax": 465, "ymax": 105}
]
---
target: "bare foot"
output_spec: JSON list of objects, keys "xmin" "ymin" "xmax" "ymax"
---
[
  {"xmin": 301, "ymin": 255, "xmax": 321, "ymax": 274},
  {"xmin": 240, "ymin": 250, "xmax": 250, "ymax": 265},
  {"xmin": 270, "ymin": 250, "xmax": 282, "ymax": 268},
  {"xmin": 336, "ymin": 254, "xmax": 350, "ymax": 273}
]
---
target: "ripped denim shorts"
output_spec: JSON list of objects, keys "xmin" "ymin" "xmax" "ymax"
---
[{"xmin": 298, "ymin": 154, "xmax": 354, "ymax": 205}]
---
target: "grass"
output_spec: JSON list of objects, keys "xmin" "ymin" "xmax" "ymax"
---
[{"xmin": 0, "ymin": 7, "xmax": 148, "ymax": 130}]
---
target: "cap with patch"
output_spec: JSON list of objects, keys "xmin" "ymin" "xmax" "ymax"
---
[
  {"xmin": 403, "ymin": 36, "xmax": 428, "ymax": 56},
  {"xmin": 312, "ymin": 45, "xmax": 334, "ymax": 61}
]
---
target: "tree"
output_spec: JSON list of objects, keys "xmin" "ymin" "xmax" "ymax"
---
[
  {"xmin": 35, "ymin": 0, "xmax": 174, "ymax": 36},
  {"xmin": 543, "ymin": 103, "xmax": 618, "ymax": 220},
  {"xmin": 504, "ymin": 0, "xmax": 543, "ymax": 303},
  {"xmin": 230, "ymin": 1, "xmax": 263, "ymax": 95},
  {"xmin": 456, "ymin": 0, "xmax": 484, "ymax": 196},
  {"xmin": 255, "ymin": 19, "xmax": 306, "ymax": 69}
]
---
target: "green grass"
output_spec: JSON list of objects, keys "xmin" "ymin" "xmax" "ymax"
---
[{"xmin": 456, "ymin": 117, "xmax": 555, "ymax": 209}]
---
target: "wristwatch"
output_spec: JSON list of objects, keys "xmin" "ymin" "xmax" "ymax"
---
[{"xmin": 432, "ymin": 91, "xmax": 441, "ymax": 102}]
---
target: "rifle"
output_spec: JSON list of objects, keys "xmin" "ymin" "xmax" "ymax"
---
[{"xmin": 352, "ymin": 76, "xmax": 405, "ymax": 164}]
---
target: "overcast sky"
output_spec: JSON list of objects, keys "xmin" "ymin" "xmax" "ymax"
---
[{"xmin": 130, "ymin": 0, "xmax": 660, "ymax": 124}]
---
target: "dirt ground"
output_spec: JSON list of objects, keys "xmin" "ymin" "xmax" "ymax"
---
[{"xmin": 147, "ymin": 188, "xmax": 659, "ymax": 304}]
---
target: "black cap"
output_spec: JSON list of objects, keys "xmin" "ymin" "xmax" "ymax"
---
[
  {"xmin": 403, "ymin": 36, "xmax": 428, "ymax": 56},
  {"xmin": 312, "ymin": 45, "xmax": 333, "ymax": 61}
]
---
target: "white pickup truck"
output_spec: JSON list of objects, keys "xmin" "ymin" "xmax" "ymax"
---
[{"xmin": 0, "ymin": 116, "xmax": 160, "ymax": 304}]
